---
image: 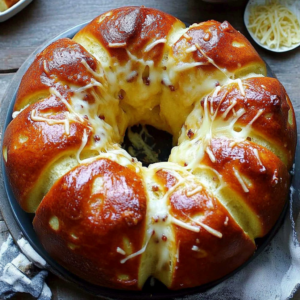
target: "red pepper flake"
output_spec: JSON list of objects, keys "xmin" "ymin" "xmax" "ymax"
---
[
  {"xmin": 152, "ymin": 185, "xmax": 159, "ymax": 192},
  {"xmin": 152, "ymin": 216, "xmax": 159, "ymax": 223},
  {"xmin": 162, "ymin": 235, "xmax": 167, "ymax": 242},
  {"xmin": 215, "ymin": 81, "xmax": 220, "ymax": 87},
  {"xmin": 184, "ymin": 162, "xmax": 188, "ymax": 167},
  {"xmin": 162, "ymin": 215, "xmax": 168, "ymax": 222},
  {"xmin": 94, "ymin": 135, "xmax": 101, "ymax": 142},
  {"xmin": 98, "ymin": 115, "xmax": 105, "ymax": 120},
  {"xmin": 143, "ymin": 77, "xmax": 150, "ymax": 86},
  {"xmin": 169, "ymin": 85, "xmax": 175, "ymax": 92},
  {"xmin": 118, "ymin": 89, "xmax": 126, "ymax": 100},
  {"xmin": 187, "ymin": 129, "xmax": 194, "ymax": 139},
  {"xmin": 83, "ymin": 115, "xmax": 89, "ymax": 120}
]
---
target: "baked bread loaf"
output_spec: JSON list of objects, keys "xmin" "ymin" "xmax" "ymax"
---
[
  {"xmin": 2, "ymin": 7, "xmax": 296, "ymax": 291},
  {"xmin": 0, "ymin": 0, "xmax": 20, "ymax": 12}
]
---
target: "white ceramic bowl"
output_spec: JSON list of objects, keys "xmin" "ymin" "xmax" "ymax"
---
[
  {"xmin": 244, "ymin": 0, "xmax": 300, "ymax": 52},
  {"xmin": 0, "ymin": 0, "xmax": 33, "ymax": 22}
]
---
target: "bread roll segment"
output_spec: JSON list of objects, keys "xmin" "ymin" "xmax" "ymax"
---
[
  {"xmin": 154, "ymin": 169, "xmax": 256, "ymax": 289},
  {"xmin": 2, "ymin": 6, "xmax": 296, "ymax": 290},
  {"xmin": 33, "ymin": 158, "xmax": 148, "ymax": 289}
]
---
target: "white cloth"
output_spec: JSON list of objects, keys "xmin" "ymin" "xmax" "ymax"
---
[{"xmin": 0, "ymin": 235, "xmax": 51, "ymax": 300}]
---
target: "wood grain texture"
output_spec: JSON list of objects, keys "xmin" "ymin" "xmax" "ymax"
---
[
  {"xmin": 0, "ymin": 0, "xmax": 300, "ymax": 299},
  {"xmin": 0, "ymin": 0, "xmax": 248, "ymax": 70}
]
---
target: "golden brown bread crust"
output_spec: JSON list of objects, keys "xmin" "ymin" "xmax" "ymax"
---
[
  {"xmin": 204, "ymin": 77, "xmax": 296, "ymax": 168},
  {"xmin": 2, "ymin": 6, "xmax": 296, "ymax": 291},
  {"xmin": 3, "ymin": 95, "xmax": 93, "ymax": 212},
  {"xmin": 203, "ymin": 138, "xmax": 289, "ymax": 237},
  {"xmin": 155, "ymin": 170, "xmax": 256, "ymax": 289},
  {"xmin": 14, "ymin": 38, "xmax": 100, "ymax": 111},
  {"xmin": 75, "ymin": 7, "xmax": 182, "ymax": 65},
  {"xmin": 172, "ymin": 20, "xmax": 265, "ymax": 75},
  {"xmin": 33, "ymin": 158, "xmax": 147, "ymax": 289}
]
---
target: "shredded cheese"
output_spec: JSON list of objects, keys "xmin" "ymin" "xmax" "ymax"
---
[
  {"xmin": 185, "ymin": 214, "xmax": 223, "ymax": 238},
  {"xmin": 76, "ymin": 129, "xmax": 88, "ymax": 163},
  {"xmin": 233, "ymin": 168, "xmax": 249, "ymax": 193},
  {"xmin": 206, "ymin": 147, "xmax": 216, "ymax": 163},
  {"xmin": 116, "ymin": 247, "xmax": 126, "ymax": 255},
  {"xmin": 170, "ymin": 216, "xmax": 200, "ymax": 232},
  {"xmin": 120, "ymin": 229, "xmax": 153, "ymax": 264},
  {"xmin": 253, "ymin": 148, "xmax": 266, "ymax": 171},
  {"xmin": 30, "ymin": 109, "xmax": 71, "ymax": 135},
  {"xmin": 174, "ymin": 62, "xmax": 207, "ymax": 72},
  {"xmin": 186, "ymin": 45, "xmax": 197, "ymax": 53},
  {"xmin": 186, "ymin": 186, "xmax": 203, "ymax": 197},
  {"xmin": 247, "ymin": 109, "xmax": 264, "ymax": 126},
  {"xmin": 144, "ymin": 39, "xmax": 167, "ymax": 52},
  {"xmin": 222, "ymin": 100, "xmax": 237, "ymax": 119},
  {"xmin": 236, "ymin": 78, "xmax": 245, "ymax": 96},
  {"xmin": 73, "ymin": 78, "xmax": 102, "ymax": 93},
  {"xmin": 248, "ymin": 0, "xmax": 300, "ymax": 49},
  {"xmin": 108, "ymin": 42, "xmax": 127, "ymax": 48},
  {"xmin": 224, "ymin": 216, "xmax": 229, "ymax": 226},
  {"xmin": 183, "ymin": 33, "xmax": 192, "ymax": 40}
]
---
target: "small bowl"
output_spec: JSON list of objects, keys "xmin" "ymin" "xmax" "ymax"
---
[
  {"xmin": 0, "ymin": 0, "xmax": 33, "ymax": 22},
  {"xmin": 244, "ymin": 0, "xmax": 300, "ymax": 52}
]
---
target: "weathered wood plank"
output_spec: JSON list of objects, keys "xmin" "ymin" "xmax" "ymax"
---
[
  {"xmin": 0, "ymin": 74, "xmax": 14, "ymax": 105},
  {"xmin": 0, "ymin": 0, "xmax": 249, "ymax": 70}
]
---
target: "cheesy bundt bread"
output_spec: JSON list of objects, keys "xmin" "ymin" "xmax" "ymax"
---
[{"xmin": 2, "ymin": 7, "xmax": 296, "ymax": 290}]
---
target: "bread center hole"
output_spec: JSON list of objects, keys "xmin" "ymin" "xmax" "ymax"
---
[{"xmin": 122, "ymin": 125, "xmax": 173, "ymax": 167}]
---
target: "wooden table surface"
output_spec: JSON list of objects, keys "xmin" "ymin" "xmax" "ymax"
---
[{"xmin": 1, "ymin": 0, "xmax": 300, "ymax": 299}]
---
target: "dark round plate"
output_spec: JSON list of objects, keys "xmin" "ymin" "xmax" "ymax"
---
[{"xmin": 0, "ymin": 21, "xmax": 298, "ymax": 300}]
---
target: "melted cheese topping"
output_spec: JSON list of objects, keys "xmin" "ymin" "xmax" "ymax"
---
[
  {"xmin": 195, "ymin": 43, "xmax": 234, "ymax": 79},
  {"xmin": 20, "ymin": 18, "xmax": 276, "ymax": 285},
  {"xmin": 144, "ymin": 39, "xmax": 167, "ymax": 52},
  {"xmin": 108, "ymin": 42, "xmax": 127, "ymax": 48},
  {"xmin": 253, "ymin": 148, "xmax": 266, "ymax": 172},
  {"xmin": 116, "ymin": 247, "xmax": 126, "ymax": 255},
  {"xmin": 185, "ymin": 214, "xmax": 223, "ymax": 238},
  {"xmin": 186, "ymin": 186, "xmax": 203, "ymax": 197},
  {"xmin": 186, "ymin": 45, "xmax": 197, "ymax": 53},
  {"xmin": 224, "ymin": 216, "xmax": 229, "ymax": 226},
  {"xmin": 170, "ymin": 216, "xmax": 200, "ymax": 232},
  {"xmin": 120, "ymin": 229, "xmax": 153, "ymax": 264},
  {"xmin": 31, "ymin": 109, "xmax": 72, "ymax": 135},
  {"xmin": 233, "ymin": 168, "xmax": 249, "ymax": 193},
  {"xmin": 205, "ymin": 147, "xmax": 216, "ymax": 163},
  {"xmin": 76, "ymin": 129, "xmax": 88, "ymax": 163}
]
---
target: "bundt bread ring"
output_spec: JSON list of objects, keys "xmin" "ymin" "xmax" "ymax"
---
[{"xmin": 2, "ymin": 6, "xmax": 296, "ymax": 290}]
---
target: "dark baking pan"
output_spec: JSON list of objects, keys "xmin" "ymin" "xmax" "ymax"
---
[{"xmin": 0, "ymin": 21, "xmax": 299, "ymax": 300}]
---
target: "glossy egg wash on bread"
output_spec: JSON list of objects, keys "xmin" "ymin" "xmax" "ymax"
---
[{"xmin": 2, "ymin": 7, "xmax": 296, "ymax": 290}]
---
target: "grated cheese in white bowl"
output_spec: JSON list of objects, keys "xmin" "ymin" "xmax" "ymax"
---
[{"xmin": 244, "ymin": 0, "xmax": 300, "ymax": 52}]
